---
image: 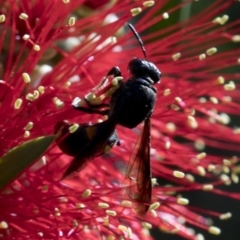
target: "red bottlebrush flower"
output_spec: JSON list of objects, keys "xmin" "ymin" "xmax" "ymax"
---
[
  {"xmin": 84, "ymin": 0, "xmax": 112, "ymax": 9},
  {"xmin": 0, "ymin": 0, "xmax": 240, "ymax": 239}
]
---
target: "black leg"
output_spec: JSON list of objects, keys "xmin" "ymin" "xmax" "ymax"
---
[
  {"xmin": 93, "ymin": 66, "xmax": 122, "ymax": 92},
  {"xmin": 71, "ymin": 67, "xmax": 121, "ymax": 115},
  {"xmin": 72, "ymin": 104, "xmax": 109, "ymax": 115},
  {"xmin": 106, "ymin": 66, "xmax": 122, "ymax": 77},
  {"xmin": 84, "ymin": 98, "xmax": 109, "ymax": 109},
  {"xmin": 83, "ymin": 67, "xmax": 122, "ymax": 108},
  {"xmin": 72, "ymin": 97, "xmax": 109, "ymax": 115}
]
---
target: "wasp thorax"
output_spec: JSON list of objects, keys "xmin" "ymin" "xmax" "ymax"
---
[{"xmin": 128, "ymin": 58, "xmax": 161, "ymax": 84}]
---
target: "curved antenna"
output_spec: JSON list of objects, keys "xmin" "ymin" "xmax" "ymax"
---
[{"xmin": 128, "ymin": 23, "xmax": 147, "ymax": 59}]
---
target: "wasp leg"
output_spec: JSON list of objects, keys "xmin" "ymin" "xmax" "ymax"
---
[
  {"xmin": 84, "ymin": 101, "xmax": 109, "ymax": 109},
  {"xmin": 72, "ymin": 97, "xmax": 109, "ymax": 115},
  {"xmin": 72, "ymin": 67, "xmax": 121, "ymax": 114},
  {"xmin": 82, "ymin": 67, "xmax": 122, "ymax": 109},
  {"xmin": 93, "ymin": 67, "xmax": 122, "ymax": 91},
  {"xmin": 106, "ymin": 66, "xmax": 122, "ymax": 77}
]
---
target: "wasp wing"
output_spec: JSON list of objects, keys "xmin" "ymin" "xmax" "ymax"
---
[{"xmin": 125, "ymin": 116, "xmax": 152, "ymax": 217}]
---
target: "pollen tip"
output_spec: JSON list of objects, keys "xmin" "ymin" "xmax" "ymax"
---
[
  {"xmin": 38, "ymin": 86, "xmax": 45, "ymax": 94},
  {"xmin": 22, "ymin": 34, "xmax": 30, "ymax": 41},
  {"xmin": 149, "ymin": 202, "xmax": 160, "ymax": 210},
  {"xmin": 19, "ymin": 13, "xmax": 28, "ymax": 20},
  {"xmin": 24, "ymin": 122, "xmax": 34, "ymax": 131},
  {"xmin": 0, "ymin": 14, "xmax": 6, "ymax": 23},
  {"xmin": 208, "ymin": 226, "xmax": 221, "ymax": 235},
  {"xmin": 26, "ymin": 93, "xmax": 35, "ymax": 101},
  {"xmin": 143, "ymin": 1, "xmax": 155, "ymax": 7},
  {"xmin": 206, "ymin": 47, "xmax": 217, "ymax": 56},
  {"xmin": 0, "ymin": 221, "xmax": 8, "ymax": 229},
  {"xmin": 22, "ymin": 72, "xmax": 31, "ymax": 83},
  {"xmin": 172, "ymin": 52, "xmax": 181, "ymax": 61},
  {"xmin": 33, "ymin": 90, "xmax": 40, "ymax": 99},
  {"xmin": 98, "ymin": 202, "xmax": 109, "ymax": 208},
  {"xmin": 220, "ymin": 15, "xmax": 229, "ymax": 25},
  {"xmin": 217, "ymin": 76, "xmax": 225, "ymax": 84},
  {"xmin": 142, "ymin": 222, "xmax": 152, "ymax": 229},
  {"xmin": 150, "ymin": 209, "xmax": 157, "ymax": 217},
  {"xmin": 111, "ymin": 36, "xmax": 117, "ymax": 44},
  {"xmin": 195, "ymin": 233, "xmax": 204, "ymax": 240},
  {"xmin": 231, "ymin": 35, "xmax": 240, "ymax": 43},
  {"xmin": 207, "ymin": 164, "xmax": 216, "ymax": 172},
  {"xmin": 163, "ymin": 12, "xmax": 169, "ymax": 19},
  {"xmin": 69, "ymin": 124, "xmax": 79, "ymax": 133},
  {"xmin": 223, "ymin": 159, "xmax": 231, "ymax": 166},
  {"xmin": 224, "ymin": 81, "xmax": 235, "ymax": 91},
  {"xmin": 68, "ymin": 17, "xmax": 76, "ymax": 26},
  {"xmin": 203, "ymin": 184, "xmax": 213, "ymax": 191},
  {"xmin": 212, "ymin": 17, "xmax": 221, "ymax": 24},
  {"xmin": 186, "ymin": 174, "xmax": 195, "ymax": 182},
  {"xmin": 231, "ymin": 173, "xmax": 239, "ymax": 183},
  {"xmin": 187, "ymin": 116, "xmax": 198, "ymax": 129},
  {"xmin": 175, "ymin": 97, "xmax": 182, "ymax": 103},
  {"xmin": 121, "ymin": 200, "xmax": 132, "ymax": 207},
  {"xmin": 166, "ymin": 122, "xmax": 176, "ymax": 132},
  {"xmin": 106, "ymin": 210, "xmax": 117, "ymax": 216},
  {"xmin": 220, "ymin": 174, "xmax": 231, "ymax": 185},
  {"xmin": 197, "ymin": 166, "xmax": 206, "ymax": 176},
  {"xmin": 163, "ymin": 88, "xmax": 171, "ymax": 96},
  {"xmin": 164, "ymin": 141, "xmax": 171, "ymax": 149},
  {"xmin": 199, "ymin": 53, "xmax": 206, "ymax": 60},
  {"xmin": 173, "ymin": 171, "xmax": 185, "ymax": 178},
  {"xmin": 24, "ymin": 131, "xmax": 30, "ymax": 138},
  {"xmin": 131, "ymin": 7, "xmax": 142, "ymax": 16},
  {"xmin": 53, "ymin": 97, "xmax": 64, "ymax": 108},
  {"xmin": 219, "ymin": 212, "xmax": 232, "ymax": 220},
  {"xmin": 33, "ymin": 44, "xmax": 41, "ymax": 51},
  {"xmin": 14, "ymin": 98, "xmax": 23, "ymax": 109},
  {"xmin": 196, "ymin": 152, "xmax": 206, "ymax": 160},
  {"xmin": 118, "ymin": 224, "xmax": 127, "ymax": 232},
  {"xmin": 177, "ymin": 198, "xmax": 189, "ymax": 205},
  {"xmin": 82, "ymin": 189, "xmax": 92, "ymax": 198},
  {"xmin": 76, "ymin": 203, "xmax": 85, "ymax": 209}
]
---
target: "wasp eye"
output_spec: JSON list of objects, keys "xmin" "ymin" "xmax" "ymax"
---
[{"xmin": 128, "ymin": 58, "xmax": 161, "ymax": 84}]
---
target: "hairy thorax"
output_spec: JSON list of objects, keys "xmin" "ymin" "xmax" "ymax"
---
[{"xmin": 108, "ymin": 78, "xmax": 157, "ymax": 128}]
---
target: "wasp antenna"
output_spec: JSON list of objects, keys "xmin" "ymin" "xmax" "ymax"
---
[{"xmin": 128, "ymin": 23, "xmax": 147, "ymax": 59}]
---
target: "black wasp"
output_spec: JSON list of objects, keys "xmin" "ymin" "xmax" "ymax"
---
[{"xmin": 55, "ymin": 23, "xmax": 161, "ymax": 216}]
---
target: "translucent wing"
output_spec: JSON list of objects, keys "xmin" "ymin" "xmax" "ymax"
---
[{"xmin": 125, "ymin": 116, "xmax": 152, "ymax": 217}]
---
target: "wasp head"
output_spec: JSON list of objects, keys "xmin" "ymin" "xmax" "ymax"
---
[{"xmin": 128, "ymin": 58, "xmax": 161, "ymax": 84}]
